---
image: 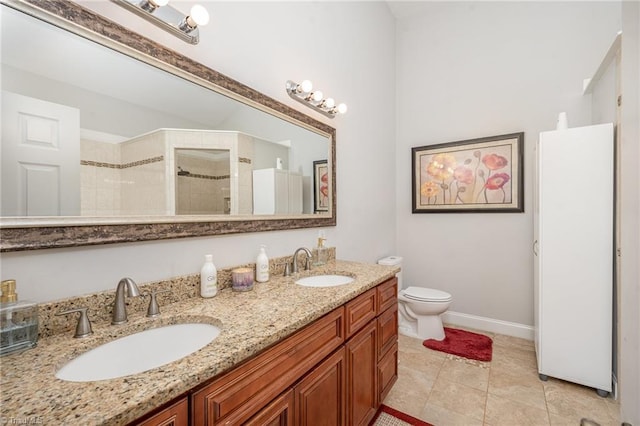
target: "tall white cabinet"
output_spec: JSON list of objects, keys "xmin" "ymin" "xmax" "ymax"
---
[
  {"xmin": 534, "ymin": 123, "xmax": 614, "ymax": 395},
  {"xmin": 252, "ymin": 168, "xmax": 303, "ymax": 215}
]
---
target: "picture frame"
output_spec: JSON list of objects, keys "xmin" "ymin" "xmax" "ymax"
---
[
  {"xmin": 412, "ymin": 132, "xmax": 524, "ymax": 213},
  {"xmin": 313, "ymin": 160, "xmax": 329, "ymax": 213}
]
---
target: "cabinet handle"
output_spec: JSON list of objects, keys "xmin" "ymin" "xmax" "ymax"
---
[{"xmin": 533, "ymin": 240, "xmax": 539, "ymax": 256}]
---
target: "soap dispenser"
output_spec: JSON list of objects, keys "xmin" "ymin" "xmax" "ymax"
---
[
  {"xmin": 313, "ymin": 231, "xmax": 328, "ymax": 266},
  {"xmin": 0, "ymin": 279, "xmax": 38, "ymax": 356}
]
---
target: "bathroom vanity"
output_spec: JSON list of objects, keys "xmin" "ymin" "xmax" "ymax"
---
[{"xmin": 0, "ymin": 261, "xmax": 399, "ymax": 425}]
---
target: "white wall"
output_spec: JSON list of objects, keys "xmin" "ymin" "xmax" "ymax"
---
[
  {"xmin": 0, "ymin": 1, "xmax": 397, "ymax": 302},
  {"xmin": 395, "ymin": 2, "xmax": 621, "ymax": 326},
  {"xmin": 619, "ymin": 1, "xmax": 640, "ymax": 423}
]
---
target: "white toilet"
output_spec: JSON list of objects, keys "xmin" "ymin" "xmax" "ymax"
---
[{"xmin": 378, "ymin": 256, "xmax": 452, "ymax": 341}]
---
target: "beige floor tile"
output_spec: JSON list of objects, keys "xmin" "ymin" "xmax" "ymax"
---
[
  {"xmin": 485, "ymin": 393, "xmax": 550, "ymax": 425},
  {"xmin": 491, "ymin": 346, "xmax": 539, "ymax": 376},
  {"xmin": 398, "ymin": 334, "xmax": 437, "ymax": 355},
  {"xmin": 394, "ymin": 363, "xmax": 436, "ymax": 397},
  {"xmin": 399, "ymin": 345, "xmax": 446, "ymax": 377},
  {"xmin": 419, "ymin": 402, "xmax": 484, "ymax": 426},
  {"xmin": 603, "ymin": 397, "xmax": 621, "ymax": 423},
  {"xmin": 383, "ymin": 382, "xmax": 429, "ymax": 420},
  {"xmin": 543, "ymin": 378, "xmax": 616, "ymax": 425},
  {"xmin": 488, "ymin": 368, "xmax": 547, "ymax": 411},
  {"xmin": 390, "ymin": 329, "xmax": 620, "ymax": 426},
  {"xmin": 492, "ymin": 333, "xmax": 535, "ymax": 350},
  {"xmin": 438, "ymin": 357, "xmax": 490, "ymax": 391},
  {"xmin": 427, "ymin": 375, "xmax": 487, "ymax": 421}
]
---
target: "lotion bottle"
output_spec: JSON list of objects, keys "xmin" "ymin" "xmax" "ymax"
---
[
  {"xmin": 255, "ymin": 245, "xmax": 270, "ymax": 283},
  {"xmin": 200, "ymin": 254, "xmax": 218, "ymax": 298}
]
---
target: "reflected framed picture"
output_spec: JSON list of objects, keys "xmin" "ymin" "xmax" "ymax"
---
[
  {"xmin": 412, "ymin": 132, "xmax": 524, "ymax": 213},
  {"xmin": 313, "ymin": 160, "xmax": 329, "ymax": 212}
]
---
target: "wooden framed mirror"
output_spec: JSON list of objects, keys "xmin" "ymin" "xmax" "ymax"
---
[{"xmin": 0, "ymin": 0, "xmax": 336, "ymax": 252}]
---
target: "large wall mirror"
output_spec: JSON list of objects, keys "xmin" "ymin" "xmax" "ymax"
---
[{"xmin": 0, "ymin": 0, "xmax": 336, "ymax": 252}]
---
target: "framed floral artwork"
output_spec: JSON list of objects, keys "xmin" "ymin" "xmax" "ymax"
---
[
  {"xmin": 412, "ymin": 132, "xmax": 524, "ymax": 213},
  {"xmin": 313, "ymin": 160, "xmax": 329, "ymax": 212}
]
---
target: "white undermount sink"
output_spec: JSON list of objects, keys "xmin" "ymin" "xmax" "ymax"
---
[
  {"xmin": 56, "ymin": 323, "xmax": 220, "ymax": 382},
  {"xmin": 295, "ymin": 274, "xmax": 354, "ymax": 288}
]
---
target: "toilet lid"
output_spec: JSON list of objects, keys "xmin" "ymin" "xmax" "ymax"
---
[{"xmin": 403, "ymin": 286, "xmax": 452, "ymax": 302}]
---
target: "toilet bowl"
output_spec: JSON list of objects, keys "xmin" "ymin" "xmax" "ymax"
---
[{"xmin": 377, "ymin": 256, "xmax": 453, "ymax": 341}]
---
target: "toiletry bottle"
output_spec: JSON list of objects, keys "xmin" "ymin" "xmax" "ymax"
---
[
  {"xmin": 255, "ymin": 245, "xmax": 270, "ymax": 283},
  {"xmin": 1, "ymin": 279, "xmax": 39, "ymax": 356},
  {"xmin": 200, "ymin": 255, "xmax": 218, "ymax": 298},
  {"xmin": 314, "ymin": 231, "xmax": 328, "ymax": 266}
]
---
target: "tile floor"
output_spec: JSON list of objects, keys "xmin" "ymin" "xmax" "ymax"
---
[{"xmin": 383, "ymin": 328, "xmax": 620, "ymax": 426}]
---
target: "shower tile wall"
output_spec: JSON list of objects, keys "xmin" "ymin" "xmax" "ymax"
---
[
  {"xmin": 237, "ymin": 133, "xmax": 254, "ymax": 215},
  {"xmin": 80, "ymin": 139, "xmax": 121, "ymax": 216},
  {"xmin": 120, "ymin": 132, "xmax": 166, "ymax": 215}
]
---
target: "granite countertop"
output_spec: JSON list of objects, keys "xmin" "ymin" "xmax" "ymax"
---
[{"xmin": 0, "ymin": 260, "xmax": 399, "ymax": 425}]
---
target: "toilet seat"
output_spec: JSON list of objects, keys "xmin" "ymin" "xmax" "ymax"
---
[{"xmin": 403, "ymin": 286, "xmax": 452, "ymax": 302}]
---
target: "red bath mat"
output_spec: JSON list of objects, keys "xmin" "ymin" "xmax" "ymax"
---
[
  {"xmin": 423, "ymin": 327, "xmax": 493, "ymax": 361},
  {"xmin": 370, "ymin": 404, "xmax": 433, "ymax": 426}
]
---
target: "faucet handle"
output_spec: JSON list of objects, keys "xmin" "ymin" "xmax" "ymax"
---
[
  {"xmin": 145, "ymin": 289, "xmax": 171, "ymax": 318},
  {"xmin": 56, "ymin": 307, "xmax": 93, "ymax": 338},
  {"xmin": 277, "ymin": 261, "xmax": 291, "ymax": 277}
]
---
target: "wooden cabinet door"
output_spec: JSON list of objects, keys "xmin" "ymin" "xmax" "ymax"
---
[
  {"xmin": 377, "ymin": 304, "xmax": 398, "ymax": 360},
  {"xmin": 346, "ymin": 321, "xmax": 378, "ymax": 426},
  {"xmin": 378, "ymin": 341, "xmax": 398, "ymax": 403},
  {"xmin": 245, "ymin": 390, "xmax": 294, "ymax": 426},
  {"xmin": 135, "ymin": 397, "xmax": 188, "ymax": 426},
  {"xmin": 294, "ymin": 347, "xmax": 346, "ymax": 426}
]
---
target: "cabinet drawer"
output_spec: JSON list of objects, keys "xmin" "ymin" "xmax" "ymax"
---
[
  {"xmin": 192, "ymin": 308, "xmax": 344, "ymax": 425},
  {"xmin": 376, "ymin": 277, "xmax": 397, "ymax": 314},
  {"xmin": 134, "ymin": 397, "xmax": 188, "ymax": 426},
  {"xmin": 377, "ymin": 341, "xmax": 398, "ymax": 403},
  {"xmin": 345, "ymin": 288, "xmax": 376, "ymax": 338},
  {"xmin": 377, "ymin": 304, "xmax": 398, "ymax": 360}
]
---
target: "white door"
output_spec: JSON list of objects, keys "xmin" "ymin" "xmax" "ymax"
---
[{"xmin": 1, "ymin": 91, "xmax": 80, "ymax": 216}]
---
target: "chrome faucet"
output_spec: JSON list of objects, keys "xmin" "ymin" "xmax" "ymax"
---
[
  {"xmin": 112, "ymin": 277, "xmax": 141, "ymax": 325},
  {"xmin": 291, "ymin": 247, "xmax": 312, "ymax": 273}
]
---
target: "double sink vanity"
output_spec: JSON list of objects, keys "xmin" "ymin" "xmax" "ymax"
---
[{"xmin": 0, "ymin": 259, "xmax": 400, "ymax": 425}]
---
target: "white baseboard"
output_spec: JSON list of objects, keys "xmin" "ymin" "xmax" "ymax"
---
[{"xmin": 442, "ymin": 311, "xmax": 534, "ymax": 341}]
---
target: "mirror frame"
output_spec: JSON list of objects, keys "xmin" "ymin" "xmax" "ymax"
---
[{"xmin": 0, "ymin": 0, "xmax": 336, "ymax": 252}]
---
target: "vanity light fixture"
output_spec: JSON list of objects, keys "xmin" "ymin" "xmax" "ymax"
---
[
  {"xmin": 286, "ymin": 80, "xmax": 347, "ymax": 118},
  {"xmin": 111, "ymin": 0, "xmax": 210, "ymax": 45}
]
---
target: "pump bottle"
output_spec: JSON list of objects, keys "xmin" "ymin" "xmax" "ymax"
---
[
  {"xmin": 256, "ymin": 245, "xmax": 270, "ymax": 283},
  {"xmin": 200, "ymin": 254, "xmax": 218, "ymax": 298}
]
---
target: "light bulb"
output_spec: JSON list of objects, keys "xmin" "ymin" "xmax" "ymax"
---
[
  {"xmin": 299, "ymin": 80, "xmax": 313, "ymax": 93},
  {"xmin": 186, "ymin": 4, "xmax": 210, "ymax": 27},
  {"xmin": 337, "ymin": 103, "xmax": 348, "ymax": 114},
  {"xmin": 312, "ymin": 91, "xmax": 323, "ymax": 102},
  {"xmin": 323, "ymin": 98, "xmax": 335, "ymax": 109},
  {"xmin": 150, "ymin": 0, "xmax": 169, "ymax": 6}
]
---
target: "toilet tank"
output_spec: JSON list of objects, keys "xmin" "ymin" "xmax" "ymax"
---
[{"xmin": 377, "ymin": 256, "xmax": 403, "ymax": 292}]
